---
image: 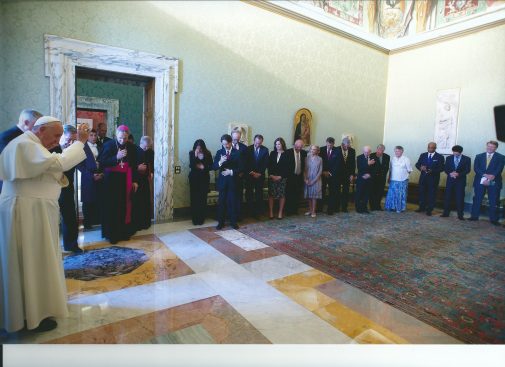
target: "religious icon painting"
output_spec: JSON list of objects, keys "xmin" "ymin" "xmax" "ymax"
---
[
  {"xmin": 228, "ymin": 123, "xmax": 250, "ymax": 145},
  {"xmin": 294, "ymin": 108, "xmax": 312, "ymax": 147}
]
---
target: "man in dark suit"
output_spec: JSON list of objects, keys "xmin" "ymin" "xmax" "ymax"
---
[
  {"xmin": 469, "ymin": 140, "xmax": 505, "ymax": 225},
  {"xmin": 51, "ymin": 124, "xmax": 83, "ymax": 253},
  {"xmin": 319, "ymin": 137, "xmax": 338, "ymax": 214},
  {"xmin": 369, "ymin": 144, "xmax": 390, "ymax": 211},
  {"xmin": 355, "ymin": 146, "xmax": 374, "ymax": 214},
  {"xmin": 231, "ymin": 129, "xmax": 248, "ymax": 221},
  {"xmin": 441, "ymin": 145, "xmax": 471, "ymax": 220},
  {"xmin": 245, "ymin": 134, "xmax": 269, "ymax": 218},
  {"xmin": 77, "ymin": 129, "xmax": 103, "ymax": 229},
  {"xmin": 96, "ymin": 122, "xmax": 112, "ymax": 151},
  {"xmin": 415, "ymin": 142, "xmax": 445, "ymax": 216},
  {"xmin": 335, "ymin": 137, "xmax": 356, "ymax": 213},
  {"xmin": 0, "ymin": 109, "xmax": 42, "ymax": 193},
  {"xmin": 213, "ymin": 134, "xmax": 242, "ymax": 230},
  {"xmin": 285, "ymin": 138, "xmax": 307, "ymax": 215}
]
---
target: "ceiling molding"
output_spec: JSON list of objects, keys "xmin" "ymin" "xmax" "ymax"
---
[{"xmin": 250, "ymin": 0, "xmax": 505, "ymax": 54}]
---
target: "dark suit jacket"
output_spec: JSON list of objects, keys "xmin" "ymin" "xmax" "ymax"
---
[
  {"xmin": 246, "ymin": 145, "xmax": 269, "ymax": 176},
  {"xmin": 97, "ymin": 136, "xmax": 112, "ymax": 152},
  {"xmin": 335, "ymin": 146, "xmax": 356, "ymax": 178},
  {"xmin": 369, "ymin": 152, "xmax": 390, "ymax": 181},
  {"xmin": 285, "ymin": 148, "xmax": 307, "ymax": 176},
  {"xmin": 473, "ymin": 151, "xmax": 505, "ymax": 188},
  {"xmin": 268, "ymin": 151, "xmax": 290, "ymax": 178},
  {"xmin": 444, "ymin": 155, "xmax": 471, "ymax": 186},
  {"xmin": 213, "ymin": 147, "xmax": 242, "ymax": 190},
  {"xmin": 319, "ymin": 146, "xmax": 339, "ymax": 177},
  {"xmin": 77, "ymin": 143, "xmax": 100, "ymax": 202},
  {"xmin": 356, "ymin": 154, "xmax": 373, "ymax": 182},
  {"xmin": 415, "ymin": 152, "xmax": 445, "ymax": 182},
  {"xmin": 0, "ymin": 126, "xmax": 23, "ymax": 155}
]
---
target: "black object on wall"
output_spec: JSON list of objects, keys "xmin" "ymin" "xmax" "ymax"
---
[{"xmin": 495, "ymin": 105, "xmax": 505, "ymax": 142}]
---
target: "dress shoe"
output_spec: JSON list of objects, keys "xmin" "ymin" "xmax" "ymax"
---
[
  {"xmin": 327, "ymin": 211, "xmax": 334, "ymax": 215},
  {"xmin": 490, "ymin": 221, "xmax": 500, "ymax": 226},
  {"xmin": 458, "ymin": 216, "xmax": 465, "ymax": 220},
  {"xmin": 30, "ymin": 318, "xmax": 57, "ymax": 332},
  {"xmin": 64, "ymin": 247, "xmax": 83, "ymax": 254},
  {"xmin": 341, "ymin": 209, "xmax": 348, "ymax": 213},
  {"xmin": 304, "ymin": 212, "xmax": 311, "ymax": 216},
  {"xmin": 232, "ymin": 224, "xmax": 239, "ymax": 230},
  {"xmin": 277, "ymin": 216, "xmax": 283, "ymax": 220},
  {"xmin": 426, "ymin": 211, "xmax": 432, "ymax": 216},
  {"xmin": 216, "ymin": 223, "xmax": 224, "ymax": 230},
  {"xmin": 362, "ymin": 210, "xmax": 370, "ymax": 214},
  {"xmin": 440, "ymin": 214, "xmax": 449, "ymax": 218},
  {"xmin": 415, "ymin": 208, "xmax": 424, "ymax": 213},
  {"xmin": 468, "ymin": 217, "xmax": 478, "ymax": 221}
]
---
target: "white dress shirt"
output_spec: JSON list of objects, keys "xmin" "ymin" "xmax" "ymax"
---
[{"xmin": 87, "ymin": 142, "xmax": 99, "ymax": 159}]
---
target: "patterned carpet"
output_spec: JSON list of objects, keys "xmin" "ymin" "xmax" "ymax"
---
[
  {"xmin": 64, "ymin": 246, "xmax": 149, "ymax": 281},
  {"xmin": 239, "ymin": 212, "xmax": 505, "ymax": 343}
]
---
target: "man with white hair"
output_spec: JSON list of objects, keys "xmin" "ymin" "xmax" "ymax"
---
[
  {"xmin": 134, "ymin": 135, "xmax": 154, "ymax": 230},
  {"xmin": 355, "ymin": 146, "xmax": 374, "ymax": 214},
  {"xmin": 0, "ymin": 116, "xmax": 88, "ymax": 333},
  {"xmin": 0, "ymin": 109, "xmax": 43, "ymax": 193}
]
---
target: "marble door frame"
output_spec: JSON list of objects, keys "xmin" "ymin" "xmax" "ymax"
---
[{"xmin": 44, "ymin": 34, "xmax": 178, "ymax": 221}]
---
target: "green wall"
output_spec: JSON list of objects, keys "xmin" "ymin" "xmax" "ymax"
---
[
  {"xmin": 76, "ymin": 78, "xmax": 144, "ymax": 143},
  {"xmin": 0, "ymin": 1, "xmax": 389, "ymax": 208}
]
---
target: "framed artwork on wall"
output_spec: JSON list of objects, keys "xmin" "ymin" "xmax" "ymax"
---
[
  {"xmin": 294, "ymin": 108, "xmax": 312, "ymax": 147},
  {"xmin": 228, "ymin": 123, "xmax": 250, "ymax": 145},
  {"xmin": 434, "ymin": 88, "xmax": 460, "ymax": 155}
]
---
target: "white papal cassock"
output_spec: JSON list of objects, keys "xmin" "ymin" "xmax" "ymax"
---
[{"xmin": 0, "ymin": 131, "xmax": 85, "ymax": 332}]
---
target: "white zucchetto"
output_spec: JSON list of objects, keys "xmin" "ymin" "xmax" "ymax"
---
[{"xmin": 33, "ymin": 116, "xmax": 61, "ymax": 127}]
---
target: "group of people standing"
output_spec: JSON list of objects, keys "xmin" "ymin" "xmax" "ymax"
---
[
  {"xmin": 0, "ymin": 110, "xmax": 154, "ymax": 333},
  {"xmin": 189, "ymin": 129, "xmax": 505, "ymax": 229}
]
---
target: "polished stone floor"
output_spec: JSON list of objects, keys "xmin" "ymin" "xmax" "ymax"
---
[{"xmin": 1, "ymin": 213, "xmax": 462, "ymax": 344}]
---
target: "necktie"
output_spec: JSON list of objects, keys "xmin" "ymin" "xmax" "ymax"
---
[
  {"xmin": 454, "ymin": 156, "xmax": 460, "ymax": 169},
  {"xmin": 327, "ymin": 149, "xmax": 331, "ymax": 160},
  {"xmin": 379, "ymin": 156, "xmax": 382, "ymax": 165},
  {"xmin": 226, "ymin": 150, "xmax": 230, "ymax": 159},
  {"xmin": 486, "ymin": 154, "xmax": 492, "ymax": 168},
  {"xmin": 343, "ymin": 149, "xmax": 348, "ymax": 163},
  {"xmin": 255, "ymin": 148, "xmax": 259, "ymax": 160},
  {"xmin": 295, "ymin": 152, "xmax": 301, "ymax": 175}
]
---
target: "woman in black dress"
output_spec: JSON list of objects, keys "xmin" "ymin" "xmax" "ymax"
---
[
  {"xmin": 189, "ymin": 139, "xmax": 213, "ymax": 225},
  {"xmin": 268, "ymin": 137, "xmax": 289, "ymax": 219}
]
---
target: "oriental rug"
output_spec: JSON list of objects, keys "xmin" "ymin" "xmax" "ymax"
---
[{"xmin": 239, "ymin": 212, "xmax": 505, "ymax": 343}]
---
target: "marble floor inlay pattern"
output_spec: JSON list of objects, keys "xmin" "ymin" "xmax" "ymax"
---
[
  {"xmin": 1, "ymin": 216, "xmax": 462, "ymax": 344},
  {"xmin": 66, "ymin": 234, "xmax": 194, "ymax": 299},
  {"xmin": 46, "ymin": 296, "xmax": 270, "ymax": 344}
]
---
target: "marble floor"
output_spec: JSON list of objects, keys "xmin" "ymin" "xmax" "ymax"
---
[{"xmin": 1, "ymin": 214, "xmax": 462, "ymax": 344}]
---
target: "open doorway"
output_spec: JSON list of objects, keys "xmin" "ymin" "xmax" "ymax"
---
[
  {"xmin": 45, "ymin": 34, "xmax": 178, "ymax": 223},
  {"xmin": 74, "ymin": 66, "xmax": 155, "ymax": 232}
]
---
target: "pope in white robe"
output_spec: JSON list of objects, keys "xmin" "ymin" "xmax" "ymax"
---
[{"xmin": 0, "ymin": 116, "xmax": 87, "ymax": 333}]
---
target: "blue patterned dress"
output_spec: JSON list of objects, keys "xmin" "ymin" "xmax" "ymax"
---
[{"xmin": 304, "ymin": 155, "xmax": 322, "ymax": 199}]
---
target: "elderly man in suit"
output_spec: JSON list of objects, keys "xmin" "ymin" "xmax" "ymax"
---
[
  {"xmin": 335, "ymin": 137, "xmax": 356, "ymax": 213},
  {"xmin": 319, "ymin": 137, "xmax": 338, "ymax": 214},
  {"xmin": 440, "ymin": 145, "xmax": 471, "ymax": 220},
  {"xmin": 469, "ymin": 140, "xmax": 505, "ymax": 225},
  {"xmin": 285, "ymin": 138, "xmax": 307, "ymax": 215},
  {"xmin": 369, "ymin": 144, "xmax": 390, "ymax": 211},
  {"xmin": 245, "ymin": 134, "xmax": 269, "ymax": 218},
  {"xmin": 415, "ymin": 142, "xmax": 445, "ymax": 216},
  {"xmin": 355, "ymin": 146, "xmax": 374, "ymax": 214},
  {"xmin": 213, "ymin": 134, "xmax": 242, "ymax": 230}
]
